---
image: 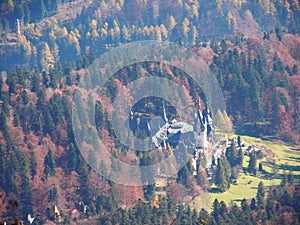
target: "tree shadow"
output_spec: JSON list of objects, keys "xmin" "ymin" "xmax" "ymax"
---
[
  {"xmin": 286, "ymin": 156, "xmax": 300, "ymax": 163},
  {"xmin": 233, "ymin": 199, "xmax": 243, "ymax": 203},
  {"xmin": 209, "ymin": 187, "xmax": 222, "ymax": 193}
]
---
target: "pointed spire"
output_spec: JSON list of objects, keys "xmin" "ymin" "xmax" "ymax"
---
[
  {"xmin": 205, "ymin": 101, "xmax": 210, "ymax": 114},
  {"xmin": 163, "ymin": 101, "xmax": 168, "ymax": 123},
  {"xmin": 130, "ymin": 110, "xmax": 134, "ymax": 120},
  {"xmin": 198, "ymin": 96, "xmax": 201, "ymax": 109},
  {"xmin": 147, "ymin": 120, "xmax": 151, "ymax": 132},
  {"xmin": 197, "ymin": 97, "xmax": 205, "ymax": 129}
]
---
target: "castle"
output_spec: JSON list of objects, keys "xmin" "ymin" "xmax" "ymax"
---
[{"xmin": 129, "ymin": 98, "xmax": 214, "ymax": 175}]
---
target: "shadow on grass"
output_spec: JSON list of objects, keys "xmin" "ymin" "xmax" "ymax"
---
[
  {"xmin": 286, "ymin": 156, "xmax": 300, "ymax": 163},
  {"xmin": 277, "ymin": 164, "xmax": 300, "ymax": 171},
  {"xmin": 233, "ymin": 199, "xmax": 243, "ymax": 203},
  {"xmin": 264, "ymin": 159, "xmax": 300, "ymax": 172},
  {"xmin": 209, "ymin": 187, "xmax": 222, "ymax": 193}
]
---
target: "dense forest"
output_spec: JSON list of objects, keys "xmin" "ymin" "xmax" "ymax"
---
[
  {"xmin": 0, "ymin": 0, "xmax": 300, "ymax": 70},
  {"xmin": 0, "ymin": 0, "xmax": 300, "ymax": 224}
]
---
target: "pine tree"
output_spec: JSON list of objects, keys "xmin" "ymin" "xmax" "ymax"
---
[
  {"xmin": 177, "ymin": 164, "xmax": 189, "ymax": 185},
  {"xmin": 250, "ymin": 198, "xmax": 256, "ymax": 210},
  {"xmin": 214, "ymin": 157, "xmax": 231, "ymax": 192},
  {"xmin": 288, "ymin": 172, "xmax": 294, "ymax": 185},
  {"xmin": 99, "ymin": 160, "xmax": 108, "ymax": 180},
  {"xmin": 225, "ymin": 142, "xmax": 238, "ymax": 166},
  {"xmin": 256, "ymin": 181, "xmax": 265, "ymax": 208},
  {"xmin": 30, "ymin": 151, "xmax": 37, "ymax": 179},
  {"xmin": 211, "ymin": 199, "xmax": 220, "ymax": 223},
  {"xmin": 248, "ymin": 151, "xmax": 257, "ymax": 175},
  {"xmin": 49, "ymin": 185, "xmax": 58, "ymax": 202},
  {"xmin": 21, "ymin": 90, "xmax": 29, "ymax": 105},
  {"xmin": 237, "ymin": 148, "xmax": 243, "ymax": 166},
  {"xmin": 197, "ymin": 166, "xmax": 210, "ymax": 191},
  {"xmin": 140, "ymin": 152, "xmax": 155, "ymax": 201},
  {"xmin": 0, "ymin": 143, "xmax": 6, "ymax": 190},
  {"xmin": 31, "ymin": 72, "xmax": 41, "ymax": 93},
  {"xmin": 44, "ymin": 149, "xmax": 56, "ymax": 178},
  {"xmin": 292, "ymin": 64, "xmax": 298, "ymax": 75}
]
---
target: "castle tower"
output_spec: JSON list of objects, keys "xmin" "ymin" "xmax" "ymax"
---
[
  {"xmin": 16, "ymin": 19, "xmax": 20, "ymax": 36},
  {"xmin": 162, "ymin": 101, "xmax": 168, "ymax": 124}
]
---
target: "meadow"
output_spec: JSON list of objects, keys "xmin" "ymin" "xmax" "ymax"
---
[{"xmin": 193, "ymin": 135, "xmax": 300, "ymax": 211}]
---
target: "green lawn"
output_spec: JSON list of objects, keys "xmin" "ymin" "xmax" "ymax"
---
[
  {"xmin": 240, "ymin": 135, "xmax": 300, "ymax": 177},
  {"xmin": 192, "ymin": 135, "xmax": 300, "ymax": 211}
]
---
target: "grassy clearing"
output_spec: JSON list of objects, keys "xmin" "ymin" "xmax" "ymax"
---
[
  {"xmin": 240, "ymin": 135, "xmax": 300, "ymax": 177},
  {"xmin": 208, "ymin": 174, "xmax": 281, "ymax": 208},
  {"xmin": 192, "ymin": 135, "xmax": 300, "ymax": 210}
]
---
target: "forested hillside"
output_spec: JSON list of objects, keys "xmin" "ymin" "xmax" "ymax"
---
[
  {"xmin": 0, "ymin": 0, "xmax": 300, "ymax": 224},
  {"xmin": 0, "ymin": 0, "xmax": 300, "ymax": 70}
]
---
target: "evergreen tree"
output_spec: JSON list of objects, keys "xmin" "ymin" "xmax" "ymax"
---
[
  {"xmin": 21, "ymin": 90, "xmax": 29, "ymax": 105},
  {"xmin": 0, "ymin": 143, "xmax": 6, "ymax": 190},
  {"xmin": 288, "ymin": 171, "xmax": 294, "ymax": 185},
  {"xmin": 30, "ymin": 151, "xmax": 37, "ymax": 179},
  {"xmin": 214, "ymin": 157, "xmax": 231, "ymax": 192},
  {"xmin": 197, "ymin": 166, "xmax": 210, "ymax": 191},
  {"xmin": 49, "ymin": 185, "xmax": 58, "ymax": 202},
  {"xmin": 177, "ymin": 164, "xmax": 189, "ymax": 185},
  {"xmin": 250, "ymin": 198, "xmax": 256, "ymax": 210},
  {"xmin": 44, "ymin": 149, "xmax": 56, "ymax": 178},
  {"xmin": 140, "ymin": 152, "xmax": 155, "ymax": 201},
  {"xmin": 292, "ymin": 64, "xmax": 298, "ymax": 75},
  {"xmin": 225, "ymin": 141, "xmax": 238, "ymax": 166},
  {"xmin": 248, "ymin": 151, "xmax": 257, "ymax": 175},
  {"xmin": 31, "ymin": 72, "xmax": 41, "ymax": 93},
  {"xmin": 99, "ymin": 160, "xmax": 108, "ymax": 180},
  {"xmin": 256, "ymin": 181, "xmax": 265, "ymax": 208},
  {"xmin": 7, "ymin": 74, "xmax": 17, "ymax": 95},
  {"xmin": 211, "ymin": 199, "xmax": 220, "ymax": 223}
]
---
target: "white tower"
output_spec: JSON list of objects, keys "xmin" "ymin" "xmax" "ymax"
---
[{"xmin": 16, "ymin": 19, "xmax": 20, "ymax": 36}]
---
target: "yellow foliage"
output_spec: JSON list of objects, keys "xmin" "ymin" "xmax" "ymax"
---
[
  {"xmin": 192, "ymin": 5, "xmax": 199, "ymax": 18},
  {"xmin": 121, "ymin": 25, "xmax": 130, "ymax": 40},
  {"xmin": 60, "ymin": 27, "xmax": 68, "ymax": 38},
  {"xmin": 292, "ymin": 0, "xmax": 300, "ymax": 9},
  {"xmin": 216, "ymin": 0, "xmax": 223, "ymax": 14},
  {"xmin": 92, "ymin": 29, "xmax": 99, "ymax": 39},
  {"xmin": 155, "ymin": 26, "xmax": 162, "ymax": 42},
  {"xmin": 53, "ymin": 43, "xmax": 59, "ymax": 62},
  {"xmin": 259, "ymin": 0, "xmax": 276, "ymax": 14},
  {"xmin": 100, "ymin": 0, "xmax": 108, "ymax": 11},
  {"xmin": 86, "ymin": 31, "xmax": 91, "ymax": 39},
  {"xmin": 231, "ymin": 0, "xmax": 246, "ymax": 8},
  {"xmin": 90, "ymin": 19, "xmax": 97, "ymax": 29},
  {"xmin": 178, "ymin": 0, "xmax": 183, "ymax": 7},
  {"xmin": 19, "ymin": 34, "xmax": 32, "ymax": 57},
  {"xmin": 8, "ymin": 0, "xmax": 14, "ymax": 11},
  {"xmin": 182, "ymin": 18, "xmax": 190, "ymax": 38},
  {"xmin": 227, "ymin": 12, "xmax": 236, "ymax": 29},
  {"xmin": 160, "ymin": 24, "xmax": 168, "ymax": 39},
  {"xmin": 101, "ymin": 28, "xmax": 108, "ymax": 37},
  {"xmin": 49, "ymin": 31, "xmax": 56, "ymax": 40},
  {"xmin": 26, "ymin": 24, "xmax": 42, "ymax": 39},
  {"xmin": 40, "ymin": 43, "xmax": 55, "ymax": 73},
  {"xmin": 167, "ymin": 143, "xmax": 173, "ymax": 155},
  {"xmin": 191, "ymin": 26, "xmax": 198, "ymax": 46},
  {"xmin": 68, "ymin": 32, "xmax": 80, "ymax": 55},
  {"xmin": 104, "ymin": 22, "xmax": 109, "ymax": 30},
  {"xmin": 215, "ymin": 109, "xmax": 234, "ymax": 138},
  {"xmin": 168, "ymin": 15, "xmax": 177, "ymax": 31},
  {"xmin": 73, "ymin": 28, "xmax": 81, "ymax": 39},
  {"xmin": 110, "ymin": 28, "xmax": 115, "ymax": 39}
]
